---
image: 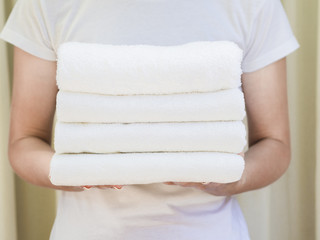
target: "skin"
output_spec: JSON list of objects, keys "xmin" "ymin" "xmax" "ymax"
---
[
  {"xmin": 164, "ymin": 56, "xmax": 291, "ymax": 196},
  {"xmin": 8, "ymin": 46, "xmax": 291, "ymax": 194}
]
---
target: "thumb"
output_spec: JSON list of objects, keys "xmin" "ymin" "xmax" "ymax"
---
[{"xmin": 237, "ymin": 152, "xmax": 245, "ymax": 157}]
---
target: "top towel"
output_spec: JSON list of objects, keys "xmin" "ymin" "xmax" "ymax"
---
[{"xmin": 56, "ymin": 41, "xmax": 243, "ymax": 95}]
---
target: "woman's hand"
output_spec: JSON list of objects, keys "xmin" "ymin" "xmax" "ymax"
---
[
  {"xmin": 52, "ymin": 185, "xmax": 124, "ymax": 192},
  {"xmin": 163, "ymin": 152, "xmax": 246, "ymax": 196},
  {"xmin": 164, "ymin": 58, "xmax": 292, "ymax": 196},
  {"xmin": 80, "ymin": 185, "xmax": 124, "ymax": 190},
  {"xmin": 8, "ymin": 47, "xmax": 126, "ymax": 192}
]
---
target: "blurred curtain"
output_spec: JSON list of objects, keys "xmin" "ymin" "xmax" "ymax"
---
[
  {"xmin": 0, "ymin": 1, "xmax": 56, "ymax": 240},
  {"xmin": 0, "ymin": 0, "xmax": 318, "ymax": 240},
  {"xmin": 0, "ymin": 0, "xmax": 16, "ymax": 239},
  {"xmin": 238, "ymin": 0, "xmax": 318, "ymax": 240},
  {"xmin": 316, "ymin": 1, "xmax": 320, "ymax": 239}
]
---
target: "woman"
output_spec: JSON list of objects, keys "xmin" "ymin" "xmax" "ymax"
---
[{"xmin": 0, "ymin": 0, "xmax": 300, "ymax": 239}]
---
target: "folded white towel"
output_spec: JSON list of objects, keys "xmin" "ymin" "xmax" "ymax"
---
[
  {"xmin": 56, "ymin": 88, "xmax": 246, "ymax": 123},
  {"xmin": 54, "ymin": 121, "xmax": 247, "ymax": 154},
  {"xmin": 49, "ymin": 152, "xmax": 245, "ymax": 185},
  {"xmin": 56, "ymin": 41, "xmax": 243, "ymax": 95}
]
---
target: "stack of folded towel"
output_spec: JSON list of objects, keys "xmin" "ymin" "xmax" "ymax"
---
[{"xmin": 49, "ymin": 41, "xmax": 247, "ymax": 186}]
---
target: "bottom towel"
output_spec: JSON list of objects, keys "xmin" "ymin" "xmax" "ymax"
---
[{"xmin": 49, "ymin": 152, "xmax": 245, "ymax": 185}]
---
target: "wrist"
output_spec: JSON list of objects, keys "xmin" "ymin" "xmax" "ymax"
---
[{"xmin": 202, "ymin": 154, "xmax": 249, "ymax": 196}]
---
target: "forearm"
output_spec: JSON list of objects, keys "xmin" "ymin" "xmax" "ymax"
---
[
  {"xmin": 8, "ymin": 136, "xmax": 120, "ymax": 191},
  {"xmin": 9, "ymin": 136, "xmax": 59, "ymax": 189},
  {"xmin": 242, "ymin": 137, "xmax": 291, "ymax": 192},
  {"xmin": 203, "ymin": 137, "xmax": 291, "ymax": 196}
]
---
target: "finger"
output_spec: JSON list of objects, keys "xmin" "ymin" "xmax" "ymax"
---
[
  {"xmin": 201, "ymin": 182, "xmax": 211, "ymax": 185},
  {"xmin": 163, "ymin": 182, "xmax": 175, "ymax": 185},
  {"xmin": 237, "ymin": 152, "xmax": 245, "ymax": 157},
  {"xmin": 94, "ymin": 186, "xmax": 108, "ymax": 190},
  {"xmin": 173, "ymin": 182, "xmax": 188, "ymax": 186},
  {"xmin": 98, "ymin": 185, "xmax": 123, "ymax": 189},
  {"xmin": 80, "ymin": 185, "xmax": 124, "ymax": 190},
  {"xmin": 70, "ymin": 186, "xmax": 86, "ymax": 192},
  {"xmin": 174, "ymin": 182, "xmax": 205, "ymax": 189}
]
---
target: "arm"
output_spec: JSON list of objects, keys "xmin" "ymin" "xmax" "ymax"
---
[
  {"xmin": 8, "ymin": 46, "xmax": 61, "ymax": 189},
  {"xmin": 234, "ymin": 57, "xmax": 291, "ymax": 193},
  {"xmin": 166, "ymin": 57, "xmax": 291, "ymax": 196},
  {"xmin": 8, "ymin": 47, "xmax": 121, "ymax": 191}
]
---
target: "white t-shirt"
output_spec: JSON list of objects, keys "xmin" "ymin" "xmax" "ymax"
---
[{"xmin": 0, "ymin": 0, "xmax": 300, "ymax": 239}]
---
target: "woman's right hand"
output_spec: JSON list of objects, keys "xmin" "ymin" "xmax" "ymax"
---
[
  {"xmin": 8, "ymin": 47, "xmax": 126, "ymax": 192},
  {"xmin": 52, "ymin": 185, "xmax": 124, "ymax": 192}
]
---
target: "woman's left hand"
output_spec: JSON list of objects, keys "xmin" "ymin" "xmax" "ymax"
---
[{"xmin": 163, "ymin": 152, "xmax": 246, "ymax": 196}]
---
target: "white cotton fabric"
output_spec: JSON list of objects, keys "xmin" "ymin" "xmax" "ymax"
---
[
  {"xmin": 56, "ymin": 41, "xmax": 243, "ymax": 95},
  {"xmin": 52, "ymin": 39, "xmax": 247, "ymax": 186},
  {"xmin": 0, "ymin": 0, "xmax": 300, "ymax": 239},
  {"xmin": 56, "ymin": 88, "xmax": 246, "ymax": 123},
  {"xmin": 49, "ymin": 152, "xmax": 245, "ymax": 185},
  {"xmin": 54, "ymin": 121, "xmax": 247, "ymax": 154},
  {"xmin": 0, "ymin": 0, "xmax": 299, "ymax": 73}
]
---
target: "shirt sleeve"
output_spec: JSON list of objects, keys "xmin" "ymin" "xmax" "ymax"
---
[
  {"xmin": 0, "ymin": 0, "xmax": 56, "ymax": 61},
  {"xmin": 241, "ymin": 0, "xmax": 300, "ymax": 73}
]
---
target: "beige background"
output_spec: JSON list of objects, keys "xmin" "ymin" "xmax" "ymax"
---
[{"xmin": 0, "ymin": 0, "xmax": 318, "ymax": 239}]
